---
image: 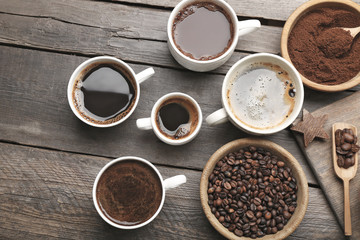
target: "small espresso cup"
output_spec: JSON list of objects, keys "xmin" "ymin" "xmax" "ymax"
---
[
  {"xmin": 206, "ymin": 53, "xmax": 304, "ymax": 135},
  {"xmin": 167, "ymin": 0, "xmax": 261, "ymax": 72},
  {"xmin": 93, "ymin": 156, "xmax": 187, "ymax": 229},
  {"xmin": 136, "ymin": 92, "xmax": 202, "ymax": 145},
  {"xmin": 67, "ymin": 56, "xmax": 155, "ymax": 127}
]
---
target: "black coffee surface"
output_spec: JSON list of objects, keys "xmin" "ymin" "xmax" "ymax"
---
[
  {"xmin": 80, "ymin": 64, "xmax": 135, "ymax": 121},
  {"xmin": 158, "ymin": 102, "xmax": 191, "ymax": 139},
  {"xmin": 172, "ymin": 2, "xmax": 233, "ymax": 60},
  {"xmin": 96, "ymin": 160, "xmax": 162, "ymax": 226}
]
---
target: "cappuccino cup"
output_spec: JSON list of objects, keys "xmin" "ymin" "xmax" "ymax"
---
[
  {"xmin": 206, "ymin": 53, "xmax": 304, "ymax": 135},
  {"xmin": 167, "ymin": 0, "xmax": 261, "ymax": 72}
]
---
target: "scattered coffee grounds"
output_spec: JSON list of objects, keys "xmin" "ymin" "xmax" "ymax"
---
[
  {"xmin": 335, "ymin": 128, "xmax": 359, "ymax": 169},
  {"xmin": 207, "ymin": 146, "xmax": 297, "ymax": 238},
  {"xmin": 288, "ymin": 7, "xmax": 360, "ymax": 85}
]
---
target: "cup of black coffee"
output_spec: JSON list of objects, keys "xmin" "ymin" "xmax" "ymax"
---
[
  {"xmin": 136, "ymin": 92, "xmax": 202, "ymax": 145},
  {"xmin": 67, "ymin": 56, "xmax": 155, "ymax": 127},
  {"xmin": 167, "ymin": 0, "xmax": 261, "ymax": 72},
  {"xmin": 93, "ymin": 156, "xmax": 186, "ymax": 229}
]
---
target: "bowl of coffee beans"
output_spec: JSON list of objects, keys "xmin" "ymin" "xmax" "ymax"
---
[
  {"xmin": 281, "ymin": 0, "xmax": 360, "ymax": 92},
  {"xmin": 200, "ymin": 138, "xmax": 308, "ymax": 239}
]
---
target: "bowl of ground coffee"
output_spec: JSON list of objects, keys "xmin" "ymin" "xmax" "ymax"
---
[
  {"xmin": 281, "ymin": 0, "xmax": 360, "ymax": 92},
  {"xmin": 200, "ymin": 138, "xmax": 308, "ymax": 239}
]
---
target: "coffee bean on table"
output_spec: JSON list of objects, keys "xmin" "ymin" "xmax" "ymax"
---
[{"xmin": 208, "ymin": 146, "xmax": 297, "ymax": 238}]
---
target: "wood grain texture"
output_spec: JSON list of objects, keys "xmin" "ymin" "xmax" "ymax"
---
[
  {"xmin": 0, "ymin": 0, "xmax": 281, "ymax": 55},
  {"xmin": 1, "ymin": 45, "xmax": 352, "ymax": 185},
  {"xmin": 110, "ymin": 0, "xmax": 360, "ymax": 21},
  {"xmin": 0, "ymin": 142, "xmax": 343, "ymax": 239},
  {"xmin": 0, "ymin": 0, "xmax": 359, "ymax": 91},
  {"xmin": 292, "ymin": 91, "xmax": 360, "ymax": 239}
]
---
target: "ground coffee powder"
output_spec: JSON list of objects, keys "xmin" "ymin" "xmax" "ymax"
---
[{"xmin": 288, "ymin": 7, "xmax": 360, "ymax": 85}]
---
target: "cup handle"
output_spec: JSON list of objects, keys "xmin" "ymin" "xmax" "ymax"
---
[
  {"xmin": 135, "ymin": 67, "xmax": 155, "ymax": 84},
  {"xmin": 136, "ymin": 118, "xmax": 153, "ymax": 130},
  {"xmin": 237, "ymin": 20, "xmax": 261, "ymax": 37},
  {"xmin": 163, "ymin": 175, "xmax": 187, "ymax": 190},
  {"xmin": 206, "ymin": 108, "xmax": 229, "ymax": 126}
]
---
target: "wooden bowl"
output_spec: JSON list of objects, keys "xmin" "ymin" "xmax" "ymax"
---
[
  {"xmin": 281, "ymin": 0, "xmax": 360, "ymax": 92},
  {"xmin": 200, "ymin": 138, "xmax": 309, "ymax": 240}
]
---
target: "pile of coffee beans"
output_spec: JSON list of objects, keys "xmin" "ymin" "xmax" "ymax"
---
[
  {"xmin": 207, "ymin": 146, "xmax": 298, "ymax": 239},
  {"xmin": 335, "ymin": 128, "xmax": 359, "ymax": 169}
]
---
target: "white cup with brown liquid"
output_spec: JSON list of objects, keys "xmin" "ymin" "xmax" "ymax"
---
[
  {"xmin": 67, "ymin": 56, "xmax": 155, "ymax": 127},
  {"xmin": 167, "ymin": 0, "xmax": 261, "ymax": 72},
  {"xmin": 206, "ymin": 53, "xmax": 304, "ymax": 135},
  {"xmin": 136, "ymin": 92, "xmax": 202, "ymax": 145}
]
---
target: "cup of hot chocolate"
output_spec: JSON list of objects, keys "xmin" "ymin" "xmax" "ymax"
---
[
  {"xmin": 67, "ymin": 56, "xmax": 155, "ymax": 127},
  {"xmin": 167, "ymin": 0, "xmax": 261, "ymax": 72},
  {"xmin": 206, "ymin": 53, "xmax": 304, "ymax": 135},
  {"xmin": 93, "ymin": 156, "xmax": 187, "ymax": 229},
  {"xmin": 136, "ymin": 92, "xmax": 202, "ymax": 145}
]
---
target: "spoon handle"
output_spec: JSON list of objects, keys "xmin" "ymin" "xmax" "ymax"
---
[{"xmin": 344, "ymin": 179, "xmax": 352, "ymax": 236}]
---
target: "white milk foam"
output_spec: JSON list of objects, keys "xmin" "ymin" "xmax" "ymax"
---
[{"xmin": 227, "ymin": 64, "xmax": 295, "ymax": 129}]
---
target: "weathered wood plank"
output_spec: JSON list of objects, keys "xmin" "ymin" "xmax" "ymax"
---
[
  {"xmin": 0, "ymin": 142, "xmax": 343, "ymax": 239},
  {"xmin": 0, "ymin": 12, "xmax": 246, "ymax": 75},
  {"xmin": 109, "ymin": 0, "xmax": 360, "ymax": 21},
  {"xmin": 0, "ymin": 0, "xmax": 282, "ymax": 54},
  {"xmin": 1, "ymin": 1, "xmax": 359, "ymax": 91},
  {"xmin": 292, "ymin": 92, "xmax": 360, "ymax": 239},
  {"xmin": 0, "ymin": 45, "xmax": 337, "ymax": 185}
]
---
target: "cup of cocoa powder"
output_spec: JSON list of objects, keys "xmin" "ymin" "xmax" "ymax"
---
[{"xmin": 281, "ymin": 0, "xmax": 360, "ymax": 92}]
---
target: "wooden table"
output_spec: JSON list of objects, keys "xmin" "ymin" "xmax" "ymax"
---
[{"xmin": 1, "ymin": 0, "xmax": 359, "ymax": 239}]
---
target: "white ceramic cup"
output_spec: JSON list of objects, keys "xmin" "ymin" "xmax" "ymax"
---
[
  {"xmin": 93, "ymin": 156, "xmax": 187, "ymax": 229},
  {"xmin": 136, "ymin": 92, "xmax": 202, "ymax": 145},
  {"xmin": 206, "ymin": 53, "xmax": 304, "ymax": 135},
  {"xmin": 167, "ymin": 0, "xmax": 261, "ymax": 72},
  {"xmin": 67, "ymin": 56, "xmax": 155, "ymax": 127}
]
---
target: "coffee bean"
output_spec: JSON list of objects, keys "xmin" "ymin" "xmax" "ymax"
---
[
  {"xmin": 228, "ymin": 224, "xmax": 236, "ymax": 232},
  {"xmin": 344, "ymin": 132, "xmax": 354, "ymax": 143},
  {"xmin": 246, "ymin": 210, "xmax": 255, "ymax": 219},
  {"xmin": 335, "ymin": 129, "xmax": 360, "ymax": 169},
  {"xmin": 264, "ymin": 211, "xmax": 272, "ymax": 220},
  {"xmin": 341, "ymin": 143, "xmax": 352, "ymax": 151},
  {"xmin": 234, "ymin": 229, "xmax": 243, "ymax": 237},
  {"xmin": 207, "ymin": 147, "xmax": 297, "ymax": 238},
  {"xmin": 283, "ymin": 211, "xmax": 291, "ymax": 219},
  {"xmin": 224, "ymin": 182, "xmax": 232, "ymax": 190},
  {"xmin": 254, "ymin": 197, "xmax": 261, "ymax": 206}
]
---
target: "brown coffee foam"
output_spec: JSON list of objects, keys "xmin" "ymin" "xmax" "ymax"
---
[
  {"xmin": 96, "ymin": 159, "xmax": 163, "ymax": 226},
  {"xmin": 227, "ymin": 63, "xmax": 296, "ymax": 130},
  {"xmin": 172, "ymin": 1, "xmax": 235, "ymax": 61},
  {"xmin": 72, "ymin": 61, "xmax": 138, "ymax": 125},
  {"xmin": 155, "ymin": 96, "xmax": 199, "ymax": 140}
]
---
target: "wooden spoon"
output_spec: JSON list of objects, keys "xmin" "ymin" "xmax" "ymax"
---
[
  {"xmin": 332, "ymin": 123, "xmax": 358, "ymax": 236},
  {"xmin": 341, "ymin": 26, "xmax": 360, "ymax": 38}
]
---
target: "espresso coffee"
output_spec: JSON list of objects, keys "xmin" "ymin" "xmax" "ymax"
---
[
  {"xmin": 172, "ymin": 2, "xmax": 234, "ymax": 60},
  {"xmin": 72, "ymin": 62, "xmax": 137, "ymax": 124},
  {"xmin": 156, "ymin": 97, "xmax": 199, "ymax": 140},
  {"xmin": 227, "ymin": 63, "xmax": 296, "ymax": 129},
  {"xmin": 96, "ymin": 160, "xmax": 163, "ymax": 226}
]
